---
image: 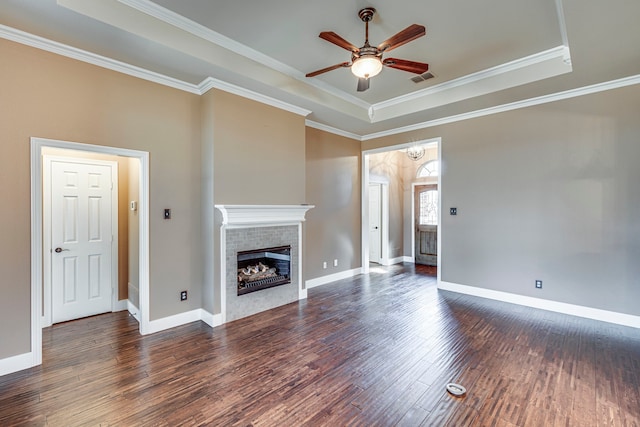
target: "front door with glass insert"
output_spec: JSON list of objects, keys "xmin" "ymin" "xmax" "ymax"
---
[{"xmin": 414, "ymin": 184, "xmax": 438, "ymax": 266}]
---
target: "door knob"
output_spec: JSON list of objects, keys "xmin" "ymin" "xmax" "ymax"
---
[{"xmin": 54, "ymin": 247, "xmax": 69, "ymax": 253}]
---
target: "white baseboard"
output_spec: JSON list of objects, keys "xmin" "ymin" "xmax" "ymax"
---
[
  {"xmin": 378, "ymin": 256, "xmax": 413, "ymax": 266},
  {"xmin": 0, "ymin": 351, "xmax": 36, "ymax": 377},
  {"xmin": 147, "ymin": 308, "xmax": 225, "ymax": 334},
  {"xmin": 200, "ymin": 309, "xmax": 223, "ymax": 328},
  {"xmin": 306, "ymin": 267, "xmax": 363, "ymax": 289},
  {"xmin": 438, "ymin": 281, "xmax": 640, "ymax": 329},
  {"xmin": 127, "ymin": 300, "xmax": 140, "ymax": 322},
  {"xmin": 147, "ymin": 309, "xmax": 203, "ymax": 335}
]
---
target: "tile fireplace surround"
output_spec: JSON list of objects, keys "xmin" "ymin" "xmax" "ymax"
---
[{"xmin": 215, "ymin": 205, "xmax": 314, "ymax": 323}]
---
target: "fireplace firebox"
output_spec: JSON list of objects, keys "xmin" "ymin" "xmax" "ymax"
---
[{"xmin": 237, "ymin": 245, "xmax": 291, "ymax": 295}]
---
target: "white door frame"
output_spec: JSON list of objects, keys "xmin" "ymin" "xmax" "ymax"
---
[
  {"xmin": 42, "ymin": 155, "xmax": 119, "ymax": 327},
  {"xmin": 30, "ymin": 137, "xmax": 150, "ymax": 368},
  {"xmin": 362, "ymin": 137, "xmax": 441, "ymax": 281}
]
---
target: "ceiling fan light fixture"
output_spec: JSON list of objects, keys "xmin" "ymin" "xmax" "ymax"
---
[{"xmin": 351, "ymin": 55, "xmax": 383, "ymax": 79}]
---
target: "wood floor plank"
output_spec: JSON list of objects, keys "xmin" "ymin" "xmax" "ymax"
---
[{"xmin": 0, "ymin": 264, "xmax": 638, "ymax": 426}]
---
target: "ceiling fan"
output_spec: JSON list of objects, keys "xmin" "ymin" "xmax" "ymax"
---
[{"xmin": 306, "ymin": 7, "xmax": 429, "ymax": 92}]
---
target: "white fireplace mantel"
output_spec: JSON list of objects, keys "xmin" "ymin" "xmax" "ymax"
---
[
  {"xmin": 215, "ymin": 204, "xmax": 315, "ymax": 323},
  {"xmin": 215, "ymin": 204, "xmax": 314, "ymax": 227}
]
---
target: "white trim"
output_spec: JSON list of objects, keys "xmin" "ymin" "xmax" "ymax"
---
[
  {"xmin": 130, "ymin": 307, "xmax": 222, "ymax": 334},
  {"xmin": 215, "ymin": 205, "xmax": 314, "ymax": 227},
  {"xmin": 368, "ymin": 46, "xmax": 572, "ymax": 123},
  {"xmin": 219, "ymin": 225, "xmax": 227, "ymax": 325},
  {"xmin": 438, "ymin": 281, "xmax": 640, "ymax": 329},
  {"xmin": 127, "ymin": 300, "xmax": 140, "ymax": 322},
  {"xmin": 305, "ymin": 120, "xmax": 361, "ymax": 141},
  {"xmin": 146, "ymin": 309, "xmax": 202, "ymax": 335},
  {"xmin": 362, "ymin": 75, "xmax": 640, "ymax": 140},
  {"xmin": 0, "ymin": 352, "xmax": 35, "ymax": 377},
  {"xmin": 199, "ymin": 77, "xmax": 311, "ymax": 117},
  {"xmin": 30, "ymin": 137, "xmax": 151, "ymax": 375},
  {"xmin": 30, "ymin": 140, "xmax": 44, "ymax": 368},
  {"xmin": 382, "ymin": 256, "xmax": 409, "ymax": 266},
  {"xmin": 200, "ymin": 309, "xmax": 223, "ymax": 329},
  {"xmin": 373, "ymin": 46, "xmax": 569, "ymax": 111},
  {"xmin": 361, "ymin": 154, "xmax": 370, "ymax": 274},
  {"xmin": 3, "ymin": 23, "xmax": 638, "ymax": 141},
  {"xmin": 117, "ymin": 0, "xmax": 369, "ymax": 110},
  {"xmin": 306, "ymin": 268, "xmax": 363, "ymax": 289},
  {"xmin": 0, "ymin": 24, "xmax": 200, "ymax": 94},
  {"xmin": 0, "ymin": 24, "xmax": 313, "ymax": 118},
  {"xmin": 42, "ymin": 156, "xmax": 119, "ymax": 326},
  {"xmin": 554, "ymin": 0, "xmax": 571, "ymax": 61}
]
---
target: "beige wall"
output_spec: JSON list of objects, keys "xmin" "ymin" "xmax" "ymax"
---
[
  {"xmin": 305, "ymin": 127, "xmax": 362, "ymax": 280},
  {"xmin": 211, "ymin": 89, "xmax": 307, "ymax": 314},
  {"xmin": 212, "ymin": 90, "xmax": 306, "ymax": 205},
  {"xmin": 364, "ymin": 84, "xmax": 640, "ymax": 316},
  {"xmin": 0, "ymin": 38, "xmax": 202, "ymax": 358}
]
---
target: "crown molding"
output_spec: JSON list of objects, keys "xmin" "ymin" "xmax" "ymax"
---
[
  {"xmin": 0, "ymin": 24, "xmax": 201, "ymax": 94},
  {"xmin": 117, "ymin": 0, "xmax": 369, "ymax": 110},
  {"xmin": 199, "ymin": 77, "xmax": 311, "ymax": 117},
  {"xmin": 305, "ymin": 120, "xmax": 362, "ymax": 141},
  {"xmin": 3, "ymin": 22, "xmax": 637, "ymax": 142},
  {"xmin": 361, "ymin": 74, "xmax": 640, "ymax": 140},
  {"xmin": 0, "ymin": 24, "xmax": 312, "ymax": 117},
  {"xmin": 369, "ymin": 46, "xmax": 571, "ymax": 123}
]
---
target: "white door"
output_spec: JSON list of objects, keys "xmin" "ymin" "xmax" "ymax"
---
[
  {"xmin": 369, "ymin": 183, "xmax": 382, "ymax": 263},
  {"xmin": 50, "ymin": 159, "xmax": 114, "ymax": 323}
]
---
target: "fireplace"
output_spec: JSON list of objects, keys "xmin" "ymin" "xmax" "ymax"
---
[
  {"xmin": 215, "ymin": 204, "xmax": 314, "ymax": 323},
  {"xmin": 237, "ymin": 245, "xmax": 291, "ymax": 295}
]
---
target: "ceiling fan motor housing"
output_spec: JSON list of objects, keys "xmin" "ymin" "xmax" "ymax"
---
[{"xmin": 358, "ymin": 7, "xmax": 376, "ymax": 22}]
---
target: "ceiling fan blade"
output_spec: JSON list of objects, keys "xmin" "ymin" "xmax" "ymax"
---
[
  {"xmin": 383, "ymin": 58, "xmax": 429, "ymax": 74},
  {"xmin": 306, "ymin": 62, "xmax": 351, "ymax": 78},
  {"xmin": 377, "ymin": 24, "xmax": 426, "ymax": 52},
  {"xmin": 319, "ymin": 31, "xmax": 359, "ymax": 52},
  {"xmin": 357, "ymin": 77, "xmax": 370, "ymax": 92}
]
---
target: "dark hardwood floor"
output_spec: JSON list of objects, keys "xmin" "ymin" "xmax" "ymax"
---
[{"xmin": 1, "ymin": 264, "xmax": 639, "ymax": 426}]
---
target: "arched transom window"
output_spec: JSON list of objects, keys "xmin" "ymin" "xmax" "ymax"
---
[{"xmin": 416, "ymin": 160, "xmax": 439, "ymax": 178}]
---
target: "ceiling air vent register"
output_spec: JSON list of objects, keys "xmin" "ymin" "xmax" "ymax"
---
[{"xmin": 411, "ymin": 72, "xmax": 436, "ymax": 83}]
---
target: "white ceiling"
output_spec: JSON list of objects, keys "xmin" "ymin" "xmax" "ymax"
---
[{"xmin": 1, "ymin": 0, "xmax": 639, "ymax": 138}]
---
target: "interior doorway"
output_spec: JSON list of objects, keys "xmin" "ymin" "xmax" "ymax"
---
[
  {"xmin": 362, "ymin": 138, "xmax": 441, "ymax": 284},
  {"xmin": 30, "ymin": 137, "xmax": 150, "ymax": 368}
]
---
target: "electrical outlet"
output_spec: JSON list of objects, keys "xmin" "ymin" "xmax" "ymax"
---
[
  {"xmin": 333, "ymin": 259, "xmax": 338, "ymax": 267},
  {"xmin": 535, "ymin": 280, "xmax": 542, "ymax": 289},
  {"xmin": 180, "ymin": 290, "xmax": 188, "ymax": 301}
]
